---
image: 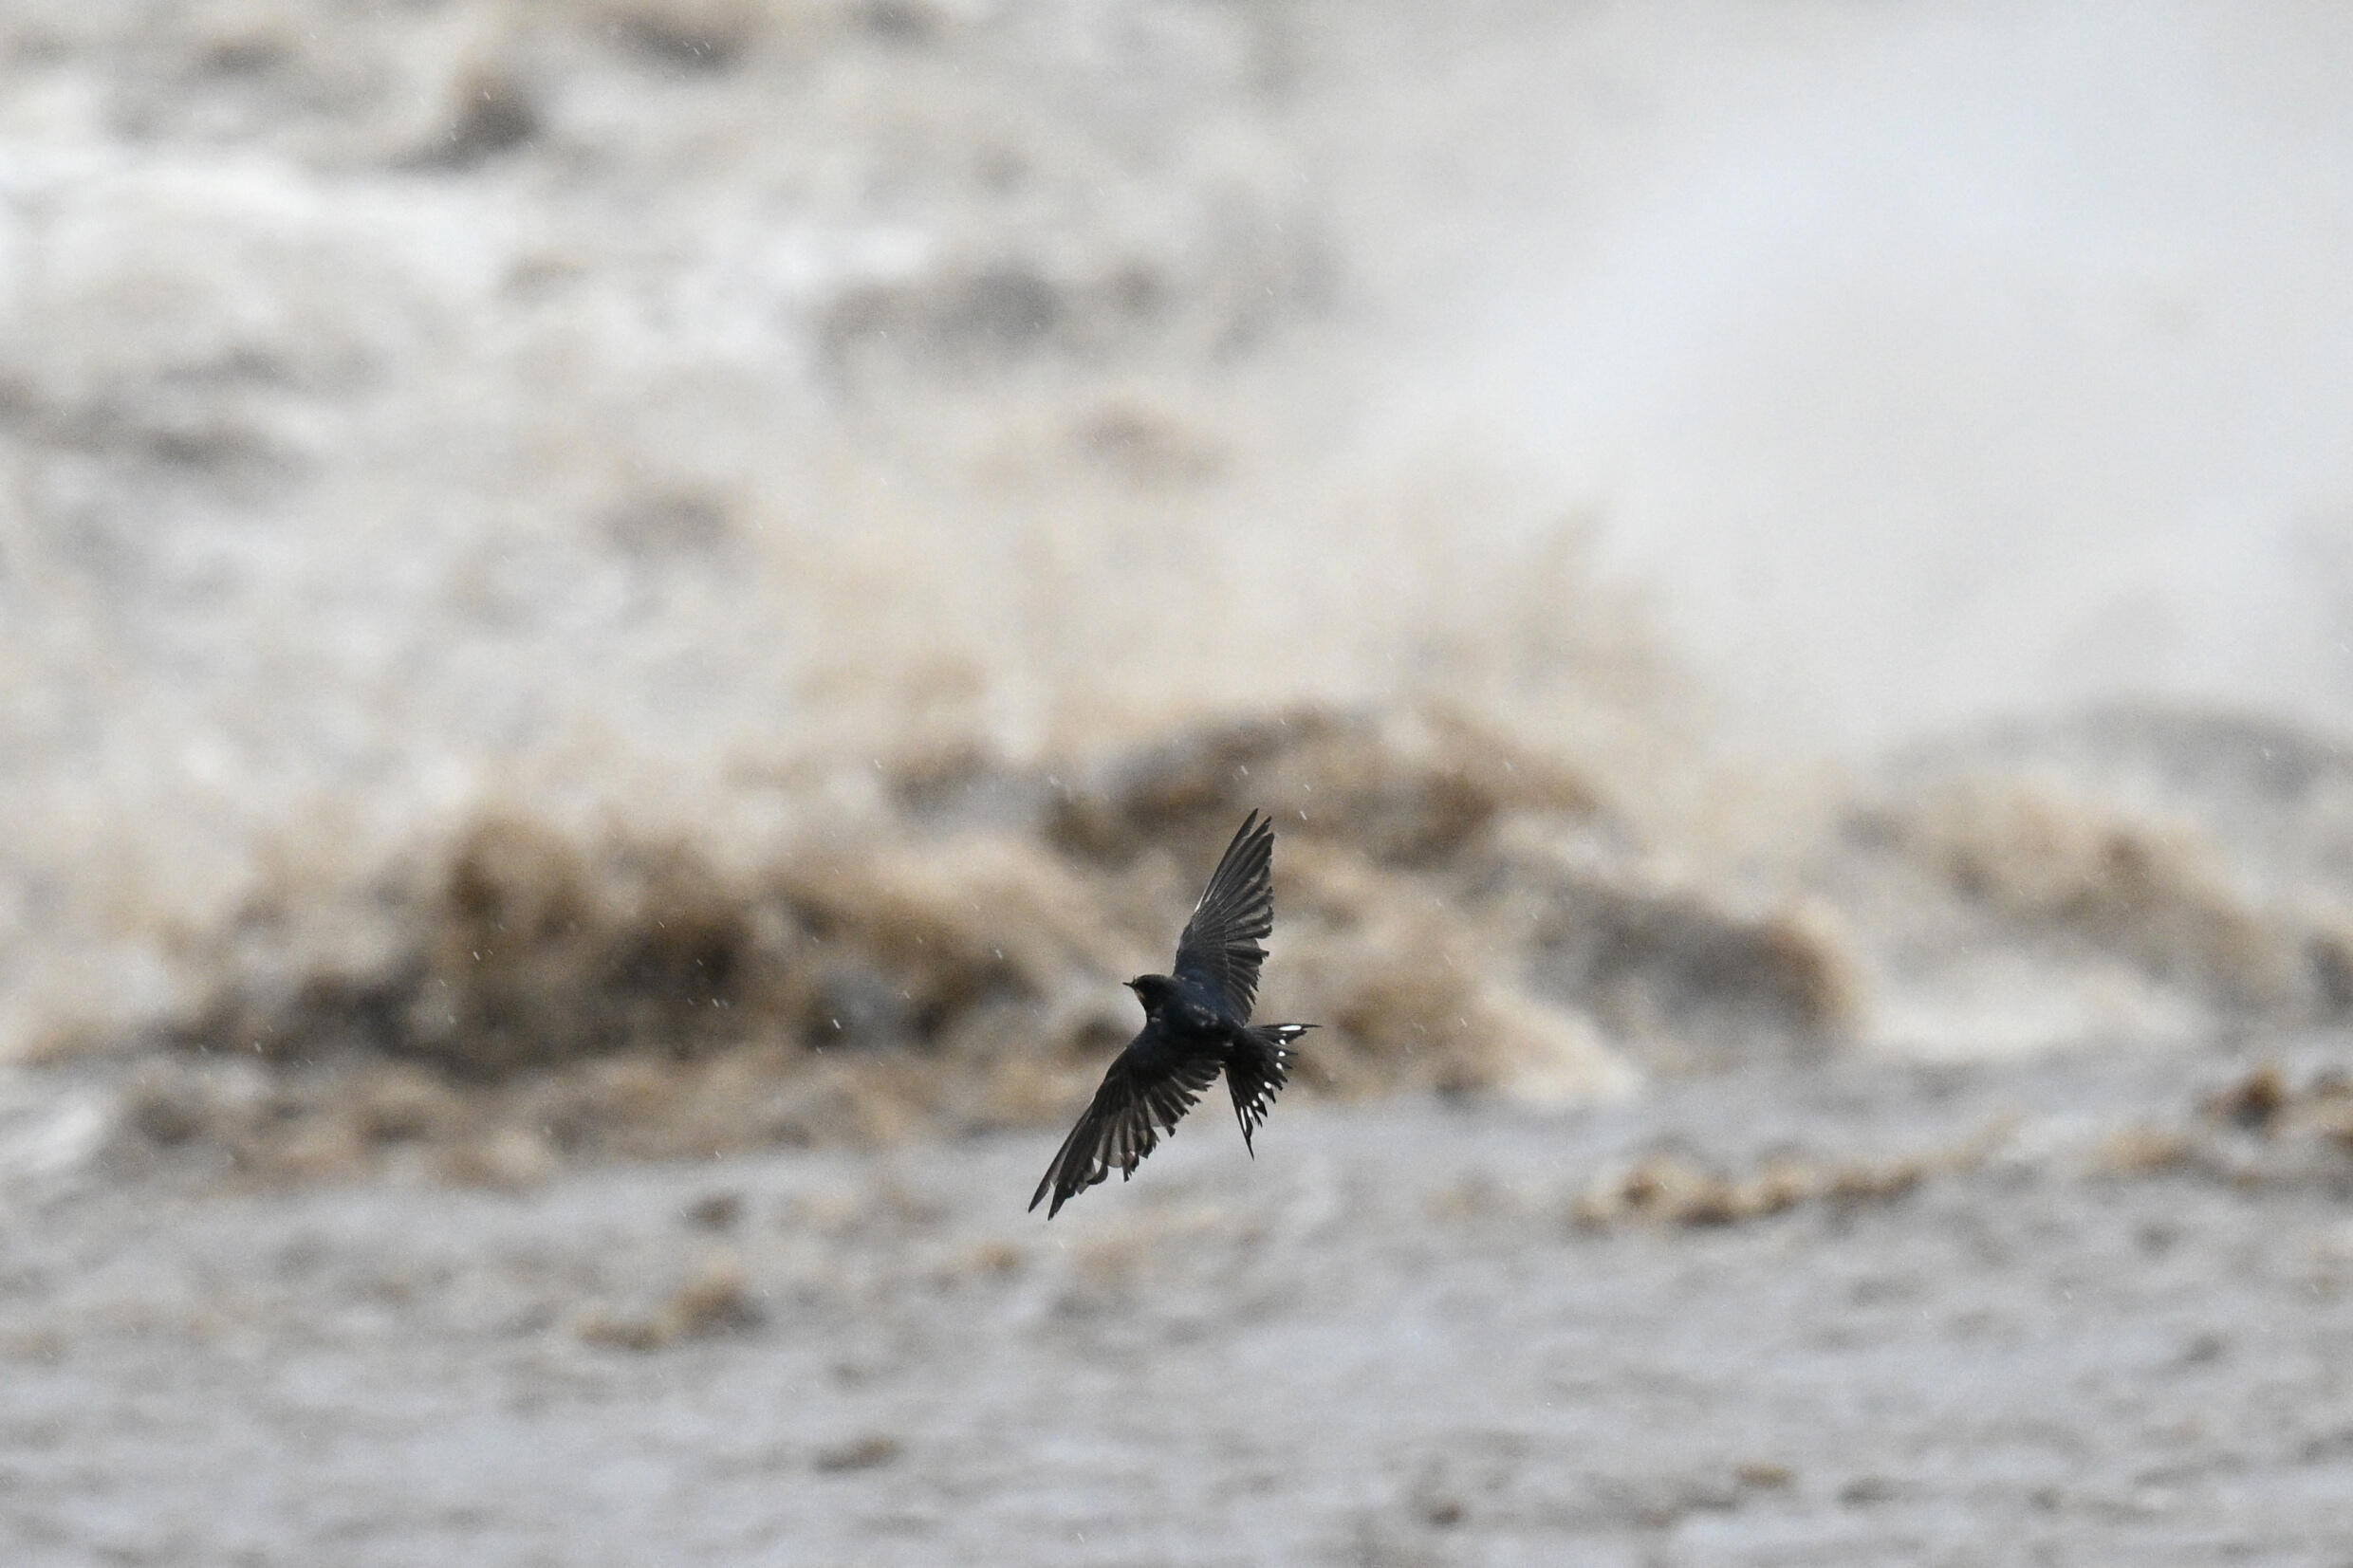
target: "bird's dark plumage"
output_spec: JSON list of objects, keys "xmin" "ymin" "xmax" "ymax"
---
[
  {"xmin": 1173, "ymin": 810, "xmax": 1274, "ymax": 1020},
  {"xmin": 1030, "ymin": 811, "xmax": 1316, "ymax": 1218}
]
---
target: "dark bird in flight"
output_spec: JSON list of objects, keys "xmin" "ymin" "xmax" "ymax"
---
[{"xmin": 1030, "ymin": 810, "xmax": 1316, "ymax": 1218}]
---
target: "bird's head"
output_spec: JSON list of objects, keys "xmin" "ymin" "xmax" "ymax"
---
[{"xmin": 1124, "ymin": 973, "xmax": 1176, "ymax": 1009}]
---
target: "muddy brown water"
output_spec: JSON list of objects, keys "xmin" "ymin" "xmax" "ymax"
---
[
  {"xmin": 8, "ymin": 3, "xmax": 2353, "ymax": 1560},
  {"xmin": 6, "ymin": 1040, "xmax": 2351, "ymax": 1565}
]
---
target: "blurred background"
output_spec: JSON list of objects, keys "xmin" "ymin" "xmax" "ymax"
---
[{"xmin": 5, "ymin": 1, "xmax": 2353, "ymax": 1561}]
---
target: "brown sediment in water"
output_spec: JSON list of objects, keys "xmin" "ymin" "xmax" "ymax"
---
[
  {"xmin": 2065, "ymin": 1061, "xmax": 2353, "ymax": 1190},
  {"xmin": 128, "ymin": 701, "xmax": 1905, "ymax": 1183},
  {"xmin": 123, "ymin": 702, "xmax": 2353, "ymax": 1188},
  {"xmin": 1046, "ymin": 705, "xmax": 1601, "ymax": 869},
  {"xmin": 1851, "ymin": 771, "xmax": 2353, "ymax": 1021},
  {"xmin": 1567, "ymin": 1129, "xmax": 1997, "ymax": 1231},
  {"xmin": 2200, "ymin": 1061, "xmax": 2353, "ymax": 1153}
]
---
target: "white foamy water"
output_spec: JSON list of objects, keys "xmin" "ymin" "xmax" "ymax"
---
[
  {"xmin": 1425, "ymin": 2, "xmax": 2353, "ymax": 749},
  {"xmin": 0, "ymin": 0, "xmax": 2347, "ymax": 1063}
]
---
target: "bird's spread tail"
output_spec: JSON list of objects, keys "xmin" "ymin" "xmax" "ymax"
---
[{"xmin": 1229, "ymin": 1023, "xmax": 1313, "ymax": 1153}]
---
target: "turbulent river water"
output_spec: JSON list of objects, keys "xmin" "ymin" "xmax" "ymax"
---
[{"xmin": 1, "ymin": 4, "xmax": 2351, "ymax": 1559}]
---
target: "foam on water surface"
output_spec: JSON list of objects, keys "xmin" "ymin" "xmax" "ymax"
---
[{"xmin": 1, "ymin": 0, "xmax": 2349, "ymax": 1135}]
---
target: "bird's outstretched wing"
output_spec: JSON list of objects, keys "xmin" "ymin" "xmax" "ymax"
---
[
  {"xmin": 1030, "ymin": 1046, "xmax": 1223, "ymax": 1218},
  {"xmin": 1172, "ymin": 810, "xmax": 1276, "ymax": 1022}
]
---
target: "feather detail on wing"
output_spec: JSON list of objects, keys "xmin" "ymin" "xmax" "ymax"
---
[
  {"xmin": 1029, "ymin": 1047, "xmax": 1224, "ymax": 1218},
  {"xmin": 1172, "ymin": 810, "xmax": 1276, "ymax": 1022},
  {"xmin": 1227, "ymin": 1023, "xmax": 1311, "ymax": 1153}
]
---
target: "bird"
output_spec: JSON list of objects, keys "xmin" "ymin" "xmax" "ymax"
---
[{"xmin": 1030, "ymin": 809, "xmax": 1316, "ymax": 1218}]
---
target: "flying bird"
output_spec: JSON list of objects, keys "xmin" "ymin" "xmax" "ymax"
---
[{"xmin": 1030, "ymin": 810, "xmax": 1316, "ymax": 1218}]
